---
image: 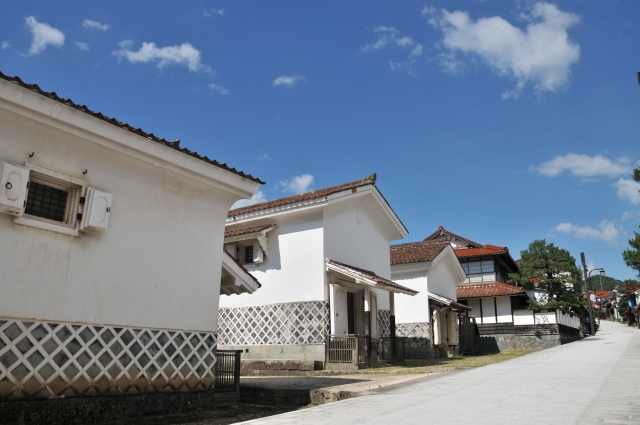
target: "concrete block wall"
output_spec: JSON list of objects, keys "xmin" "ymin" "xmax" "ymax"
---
[{"xmin": 219, "ymin": 344, "xmax": 325, "ymax": 362}]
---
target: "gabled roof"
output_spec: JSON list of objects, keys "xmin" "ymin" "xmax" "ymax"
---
[
  {"xmin": 390, "ymin": 241, "xmax": 450, "ymax": 265},
  {"xmin": 424, "ymin": 226, "xmax": 483, "ymax": 248},
  {"xmin": 228, "ymin": 174, "xmax": 377, "ymax": 217},
  {"xmin": 326, "ymin": 259, "xmax": 418, "ymax": 295},
  {"xmin": 454, "ymin": 244, "xmax": 509, "ymax": 258},
  {"xmin": 221, "ymin": 251, "xmax": 262, "ymax": 295},
  {"xmin": 457, "ymin": 282, "xmax": 526, "ymax": 299},
  {"xmin": 0, "ymin": 71, "xmax": 264, "ymax": 185},
  {"xmin": 428, "ymin": 292, "xmax": 472, "ymax": 311},
  {"xmin": 224, "ymin": 224, "xmax": 275, "ymax": 238}
]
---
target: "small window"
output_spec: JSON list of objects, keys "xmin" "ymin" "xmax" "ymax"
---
[
  {"xmin": 13, "ymin": 163, "xmax": 86, "ymax": 237},
  {"xmin": 25, "ymin": 182, "xmax": 69, "ymax": 222},
  {"xmin": 244, "ymin": 245, "xmax": 254, "ymax": 264}
]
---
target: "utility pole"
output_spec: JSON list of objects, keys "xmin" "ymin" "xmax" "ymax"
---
[{"xmin": 581, "ymin": 252, "xmax": 596, "ymax": 336}]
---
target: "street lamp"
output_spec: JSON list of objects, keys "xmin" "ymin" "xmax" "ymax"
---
[{"xmin": 589, "ymin": 268, "xmax": 605, "ymax": 292}]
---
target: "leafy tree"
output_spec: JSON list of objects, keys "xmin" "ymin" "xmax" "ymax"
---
[
  {"xmin": 617, "ymin": 280, "xmax": 639, "ymax": 324},
  {"xmin": 510, "ymin": 239, "xmax": 583, "ymax": 310},
  {"xmin": 622, "ymin": 167, "xmax": 640, "ymax": 278},
  {"xmin": 590, "ymin": 275, "xmax": 624, "ymax": 292}
]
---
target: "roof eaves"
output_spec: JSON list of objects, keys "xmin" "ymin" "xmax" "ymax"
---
[
  {"xmin": 0, "ymin": 71, "xmax": 265, "ymax": 185},
  {"xmin": 228, "ymin": 174, "xmax": 377, "ymax": 218}
]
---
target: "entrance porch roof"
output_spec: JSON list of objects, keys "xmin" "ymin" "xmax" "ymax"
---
[
  {"xmin": 221, "ymin": 251, "xmax": 262, "ymax": 295},
  {"xmin": 428, "ymin": 292, "xmax": 472, "ymax": 311},
  {"xmin": 325, "ymin": 259, "xmax": 418, "ymax": 296}
]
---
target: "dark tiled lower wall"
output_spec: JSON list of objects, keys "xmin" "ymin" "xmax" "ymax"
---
[
  {"xmin": 0, "ymin": 318, "xmax": 217, "ymax": 400},
  {"xmin": 396, "ymin": 322, "xmax": 432, "ymax": 359},
  {"xmin": 218, "ymin": 301, "xmax": 330, "ymax": 346}
]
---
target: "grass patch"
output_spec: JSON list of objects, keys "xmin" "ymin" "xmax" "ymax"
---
[{"xmin": 350, "ymin": 351, "xmax": 534, "ymax": 375}]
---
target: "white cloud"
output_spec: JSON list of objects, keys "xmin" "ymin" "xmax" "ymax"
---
[
  {"xmin": 75, "ymin": 42, "xmax": 89, "ymax": 51},
  {"xmin": 273, "ymin": 75, "xmax": 306, "ymax": 88},
  {"xmin": 208, "ymin": 83, "xmax": 231, "ymax": 95},
  {"xmin": 362, "ymin": 26, "xmax": 422, "ymax": 74},
  {"xmin": 204, "ymin": 8, "xmax": 225, "ymax": 17},
  {"xmin": 622, "ymin": 211, "xmax": 640, "ymax": 221},
  {"xmin": 536, "ymin": 154, "xmax": 632, "ymax": 178},
  {"xmin": 231, "ymin": 191, "xmax": 267, "ymax": 209},
  {"xmin": 1, "ymin": 41, "xmax": 10, "ymax": 49},
  {"xmin": 25, "ymin": 16, "xmax": 65, "ymax": 56},
  {"xmin": 82, "ymin": 19, "xmax": 110, "ymax": 31},
  {"xmin": 258, "ymin": 154, "xmax": 272, "ymax": 161},
  {"xmin": 614, "ymin": 178, "xmax": 640, "ymax": 204},
  {"xmin": 555, "ymin": 220, "xmax": 624, "ymax": 246},
  {"xmin": 429, "ymin": 2, "xmax": 581, "ymax": 98},
  {"xmin": 409, "ymin": 44, "xmax": 423, "ymax": 58},
  {"xmin": 361, "ymin": 26, "xmax": 415, "ymax": 52},
  {"xmin": 279, "ymin": 174, "xmax": 314, "ymax": 194},
  {"xmin": 114, "ymin": 41, "xmax": 211, "ymax": 73}
]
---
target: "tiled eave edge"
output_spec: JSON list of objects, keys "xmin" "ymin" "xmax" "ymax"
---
[{"xmin": 226, "ymin": 196, "xmax": 329, "ymax": 223}]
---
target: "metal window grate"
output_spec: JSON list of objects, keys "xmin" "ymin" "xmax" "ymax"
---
[
  {"xmin": 25, "ymin": 182, "xmax": 68, "ymax": 222},
  {"xmin": 244, "ymin": 245, "xmax": 254, "ymax": 264}
]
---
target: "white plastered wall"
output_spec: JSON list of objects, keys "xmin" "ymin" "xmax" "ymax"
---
[
  {"xmin": 220, "ymin": 215, "xmax": 326, "ymax": 307},
  {"xmin": 496, "ymin": 296, "xmax": 512, "ymax": 323},
  {"xmin": 468, "ymin": 299, "xmax": 482, "ymax": 323},
  {"xmin": 0, "ymin": 106, "xmax": 243, "ymax": 333},
  {"xmin": 481, "ymin": 297, "xmax": 496, "ymax": 324},
  {"xmin": 426, "ymin": 250, "xmax": 463, "ymax": 301},
  {"xmin": 323, "ymin": 194, "xmax": 394, "ymax": 311},
  {"xmin": 390, "ymin": 269, "xmax": 430, "ymax": 323}
]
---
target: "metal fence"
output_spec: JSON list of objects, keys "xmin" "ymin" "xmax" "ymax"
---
[
  {"xmin": 325, "ymin": 334, "xmax": 358, "ymax": 364},
  {"xmin": 215, "ymin": 350, "xmax": 241, "ymax": 394},
  {"xmin": 326, "ymin": 335, "xmax": 405, "ymax": 367}
]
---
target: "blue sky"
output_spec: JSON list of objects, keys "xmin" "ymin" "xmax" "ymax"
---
[{"xmin": 1, "ymin": 1, "xmax": 639, "ymax": 280}]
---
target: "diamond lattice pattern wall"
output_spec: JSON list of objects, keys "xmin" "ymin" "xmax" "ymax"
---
[
  {"xmin": 218, "ymin": 301, "xmax": 330, "ymax": 346},
  {"xmin": 377, "ymin": 310, "xmax": 391, "ymax": 338},
  {"xmin": 0, "ymin": 318, "xmax": 217, "ymax": 400},
  {"xmin": 396, "ymin": 322, "xmax": 431, "ymax": 347}
]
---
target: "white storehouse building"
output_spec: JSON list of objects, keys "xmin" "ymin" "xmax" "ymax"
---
[
  {"xmin": 218, "ymin": 175, "xmax": 418, "ymax": 369},
  {"xmin": 0, "ymin": 72, "xmax": 262, "ymax": 401},
  {"xmin": 390, "ymin": 241, "xmax": 471, "ymax": 358}
]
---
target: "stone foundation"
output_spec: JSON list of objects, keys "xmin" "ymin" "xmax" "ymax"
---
[
  {"xmin": 473, "ymin": 323, "xmax": 580, "ymax": 354},
  {"xmin": 240, "ymin": 360, "xmax": 323, "ymax": 376},
  {"xmin": 219, "ymin": 344, "xmax": 325, "ymax": 362},
  {"xmin": 0, "ymin": 389, "xmax": 228, "ymax": 425}
]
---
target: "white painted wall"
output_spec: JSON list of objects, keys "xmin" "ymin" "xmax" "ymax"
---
[
  {"xmin": 390, "ymin": 270, "xmax": 431, "ymax": 323},
  {"xmin": 468, "ymin": 299, "xmax": 482, "ymax": 323},
  {"xmin": 496, "ymin": 296, "xmax": 512, "ymax": 323},
  {"xmin": 513, "ymin": 309, "xmax": 535, "ymax": 325},
  {"xmin": 426, "ymin": 251, "xmax": 461, "ymax": 301},
  {"xmin": 391, "ymin": 248, "xmax": 462, "ymax": 324},
  {"xmin": 481, "ymin": 297, "xmax": 496, "ymax": 324},
  {"xmin": 324, "ymin": 195, "xmax": 392, "ymax": 310},
  {"xmin": 0, "ymin": 100, "xmax": 250, "ymax": 332},
  {"xmin": 221, "ymin": 216, "xmax": 326, "ymax": 307},
  {"xmin": 534, "ymin": 311, "xmax": 557, "ymax": 325}
]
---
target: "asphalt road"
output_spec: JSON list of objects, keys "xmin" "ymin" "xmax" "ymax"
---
[{"xmin": 238, "ymin": 321, "xmax": 640, "ymax": 424}]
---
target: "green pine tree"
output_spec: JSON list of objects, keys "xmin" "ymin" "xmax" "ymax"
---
[
  {"xmin": 510, "ymin": 239, "xmax": 583, "ymax": 310},
  {"xmin": 622, "ymin": 167, "xmax": 640, "ymax": 278}
]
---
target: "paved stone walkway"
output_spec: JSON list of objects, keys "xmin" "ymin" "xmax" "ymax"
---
[{"xmin": 238, "ymin": 321, "xmax": 640, "ymax": 424}]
